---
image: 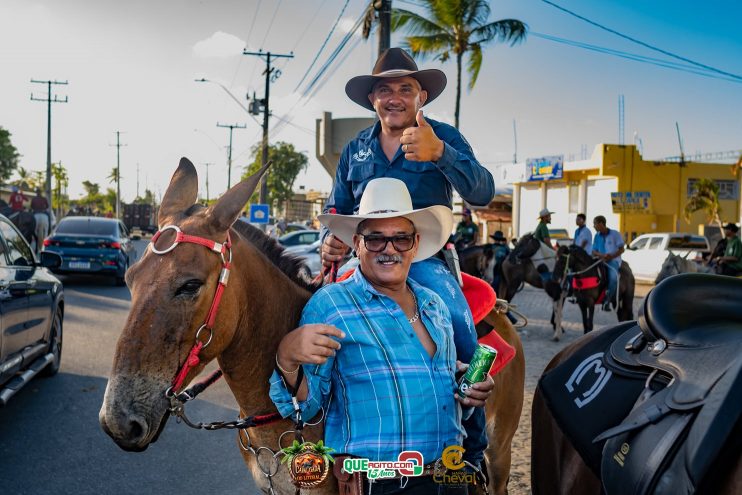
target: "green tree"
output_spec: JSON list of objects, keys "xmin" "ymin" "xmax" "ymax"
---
[
  {"xmin": 103, "ymin": 187, "xmax": 117, "ymax": 213},
  {"xmin": 52, "ymin": 162, "xmax": 69, "ymax": 215},
  {"xmin": 80, "ymin": 180, "xmax": 105, "ymax": 213},
  {"xmin": 242, "ymin": 141, "xmax": 308, "ymax": 213},
  {"xmin": 391, "ymin": 0, "xmax": 527, "ymax": 129},
  {"xmin": 133, "ymin": 189, "xmax": 155, "ymax": 205},
  {"xmin": 32, "ymin": 170, "xmax": 45, "ymax": 191},
  {"xmin": 14, "ymin": 166, "xmax": 31, "ymax": 189},
  {"xmin": 684, "ymin": 178, "xmax": 724, "ymax": 235},
  {"xmin": 0, "ymin": 127, "xmax": 21, "ymax": 182}
]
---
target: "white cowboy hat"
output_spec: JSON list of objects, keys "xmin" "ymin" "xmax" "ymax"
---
[
  {"xmin": 538, "ymin": 208, "xmax": 555, "ymax": 218},
  {"xmin": 318, "ymin": 178, "xmax": 453, "ymax": 262}
]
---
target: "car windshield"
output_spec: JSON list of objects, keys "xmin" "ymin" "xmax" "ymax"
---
[
  {"xmin": 668, "ymin": 236, "xmax": 708, "ymax": 249},
  {"xmin": 56, "ymin": 218, "xmax": 117, "ymax": 236}
]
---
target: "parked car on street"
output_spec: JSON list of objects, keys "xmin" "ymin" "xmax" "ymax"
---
[
  {"xmin": 43, "ymin": 217, "xmax": 137, "ymax": 286},
  {"xmin": 0, "ymin": 214, "xmax": 64, "ymax": 406},
  {"xmin": 278, "ymin": 229, "xmax": 320, "ymax": 247},
  {"xmin": 622, "ymin": 232, "xmax": 710, "ymax": 283},
  {"xmin": 284, "ymin": 240, "xmax": 322, "ymax": 278}
]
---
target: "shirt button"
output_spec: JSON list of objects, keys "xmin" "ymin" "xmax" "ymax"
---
[{"xmin": 442, "ymin": 406, "xmax": 447, "ymax": 410}]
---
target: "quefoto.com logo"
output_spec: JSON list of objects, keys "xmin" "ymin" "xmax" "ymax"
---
[
  {"xmin": 435, "ymin": 446, "xmax": 476, "ymax": 485},
  {"xmin": 343, "ymin": 451, "xmax": 424, "ymax": 480}
]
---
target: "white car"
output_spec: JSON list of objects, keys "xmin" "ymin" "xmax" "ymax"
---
[{"xmin": 622, "ymin": 233, "xmax": 710, "ymax": 283}]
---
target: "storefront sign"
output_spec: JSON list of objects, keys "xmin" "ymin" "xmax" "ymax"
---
[
  {"xmin": 611, "ymin": 191, "xmax": 652, "ymax": 213},
  {"xmin": 527, "ymin": 155, "xmax": 564, "ymax": 181}
]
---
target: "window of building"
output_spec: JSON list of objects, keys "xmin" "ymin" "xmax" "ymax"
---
[
  {"xmin": 687, "ymin": 178, "xmax": 739, "ymax": 200},
  {"xmin": 568, "ymin": 184, "xmax": 579, "ymax": 213}
]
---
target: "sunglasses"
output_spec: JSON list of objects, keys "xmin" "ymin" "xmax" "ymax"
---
[{"xmin": 359, "ymin": 233, "xmax": 416, "ymax": 252}]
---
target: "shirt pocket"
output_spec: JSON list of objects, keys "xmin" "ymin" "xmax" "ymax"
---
[{"xmin": 347, "ymin": 162, "xmax": 375, "ymax": 183}]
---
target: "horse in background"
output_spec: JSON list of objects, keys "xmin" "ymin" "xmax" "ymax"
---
[
  {"xmin": 546, "ymin": 245, "xmax": 635, "ymax": 335},
  {"xmin": 499, "ymin": 234, "xmax": 557, "ymax": 302},
  {"xmin": 655, "ymin": 251, "xmax": 714, "ymax": 284},
  {"xmin": 0, "ymin": 200, "xmax": 36, "ymax": 246}
]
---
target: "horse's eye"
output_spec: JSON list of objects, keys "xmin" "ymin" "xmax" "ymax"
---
[{"xmin": 175, "ymin": 279, "xmax": 203, "ymax": 297}]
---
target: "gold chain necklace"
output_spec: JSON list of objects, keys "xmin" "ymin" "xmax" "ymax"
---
[{"xmin": 407, "ymin": 286, "xmax": 420, "ymax": 324}]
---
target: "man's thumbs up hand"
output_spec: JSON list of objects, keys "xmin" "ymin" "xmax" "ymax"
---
[
  {"xmin": 416, "ymin": 110, "xmax": 430, "ymax": 127},
  {"xmin": 401, "ymin": 110, "xmax": 444, "ymax": 162}
]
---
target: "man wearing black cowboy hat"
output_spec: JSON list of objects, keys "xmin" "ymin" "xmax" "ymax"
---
[{"xmin": 319, "ymin": 47, "xmax": 495, "ymax": 470}]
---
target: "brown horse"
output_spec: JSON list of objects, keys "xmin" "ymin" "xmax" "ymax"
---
[
  {"xmin": 99, "ymin": 158, "xmax": 525, "ymax": 495},
  {"xmin": 531, "ymin": 326, "xmax": 741, "ymax": 495}
]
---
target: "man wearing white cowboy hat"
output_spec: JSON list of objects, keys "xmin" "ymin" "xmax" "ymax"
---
[
  {"xmin": 271, "ymin": 178, "xmax": 494, "ymax": 494},
  {"xmin": 534, "ymin": 208, "xmax": 556, "ymax": 250},
  {"xmin": 320, "ymin": 46, "xmax": 494, "ymax": 469}
]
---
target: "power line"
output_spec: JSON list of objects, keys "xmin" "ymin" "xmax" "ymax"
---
[
  {"xmin": 540, "ymin": 0, "xmax": 742, "ymax": 81},
  {"xmin": 293, "ymin": 0, "xmax": 351, "ymax": 92},
  {"xmin": 530, "ymin": 32, "xmax": 742, "ymax": 84},
  {"xmin": 259, "ymin": 0, "xmax": 285, "ymax": 49},
  {"xmin": 229, "ymin": 0, "xmax": 264, "ymax": 88}
]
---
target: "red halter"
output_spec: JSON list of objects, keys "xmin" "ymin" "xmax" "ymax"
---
[{"xmin": 150, "ymin": 225, "xmax": 232, "ymax": 395}]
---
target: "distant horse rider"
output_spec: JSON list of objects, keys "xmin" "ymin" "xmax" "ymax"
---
[
  {"xmin": 9, "ymin": 186, "xmax": 27, "ymax": 212},
  {"xmin": 31, "ymin": 188, "xmax": 50, "ymax": 253},
  {"xmin": 534, "ymin": 208, "xmax": 556, "ymax": 250},
  {"xmin": 489, "ymin": 230, "xmax": 510, "ymax": 290},
  {"xmin": 591, "ymin": 215, "xmax": 625, "ymax": 311},
  {"xmin": 455, "ymin": 208, "xmax": 479, "ymax": 249},
  {"xmin": 714, "ymin": 223, "xmax": 742, "ymax": 277},
  {"xmin": 574, "ymin": 213, "xmax": 592, "ymax": 254}
]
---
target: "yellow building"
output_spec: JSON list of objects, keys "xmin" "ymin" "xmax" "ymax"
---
[{"xmin": 512, "ymin": 144, "xmax": 741, "ymax": 243}]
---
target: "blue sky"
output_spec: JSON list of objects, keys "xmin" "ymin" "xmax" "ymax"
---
[{"xmin": 1, "ymin": 0, "xmax": 740, "ymax": 201}]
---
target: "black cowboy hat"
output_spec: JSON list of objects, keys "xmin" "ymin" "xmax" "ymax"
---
[
  {"xmin": 490, "ymin": 231, "xmax": 506, "ymax": 241},
  {"xmin": 345, "ymin": 47, "xmax": 447, "ymax": 112}
]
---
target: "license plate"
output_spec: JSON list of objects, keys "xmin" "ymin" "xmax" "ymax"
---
[{"xmin": 68, "ymin": 261, "xmax": 91, "ymax": 269}]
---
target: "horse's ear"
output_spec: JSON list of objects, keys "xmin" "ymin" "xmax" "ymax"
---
[
  {"xmin": 159, "ymin": 157, "xmax": 199, "ymax": 225},
  {"xmin": 208, "ymin": 162, "xmax": 272, "ymax": 232}
]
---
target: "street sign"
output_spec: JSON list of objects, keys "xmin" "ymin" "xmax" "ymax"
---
[{"xmin": 249, "ymin": 204, "xmax": 270, "ymax": 223}]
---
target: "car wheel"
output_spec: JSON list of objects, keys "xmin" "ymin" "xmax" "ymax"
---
[
  {"xmin": 41, "ymin": 307, "xmax": 63, "ymax": 377},
  {"xmin": 115, "ymin": 258, "xmax": 129, "ymax": 286}
]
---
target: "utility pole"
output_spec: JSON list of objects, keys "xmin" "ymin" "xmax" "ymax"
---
[
  {"xmin": 136, "ymin": 163, "xmax": 140, "ymax": 199},
  {"xmin": 216, "ymin": 123, "xmax": 246, "ymax": 189},
  {"xmin": 618, "ymin": 94, "xmax": 625, "ymax": 145},
  {"xmin": 377, "ymin": 0, "xmax": 392, "ymax": 55},
  {"xmin": 203, "ymin": 162, "xmax": 212, "ymax": 202},
  {"xmin": 110, "ymin": 131, "xmax": 127, "ymax": 219},
  {"xmin": 512, "ymin": 119, "xmax": 518, "ymax": 163},
  {"xmin": 243, "ymin": 50, "xmax": 294, "ymax": 208},
  {"xmin": 31, "ymin": 79, "xmax": 68, "ymax": 222}
]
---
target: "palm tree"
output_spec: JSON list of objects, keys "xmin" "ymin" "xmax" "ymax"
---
[
  {"xmin": 684, "ymin": 178, "xmax": 724, "ymax": 236},
  {"xmin": 391, "ymin": 0, "xmax": 527, "ymax": 129}
]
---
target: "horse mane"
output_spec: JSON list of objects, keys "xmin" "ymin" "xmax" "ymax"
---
[{"xmin": 230, "ymin": 220, "xmax": 320, "ymax": 293}]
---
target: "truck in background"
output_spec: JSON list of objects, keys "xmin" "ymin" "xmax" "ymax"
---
[{"xmin": 122, "ymin": 203, "xmax": 158, "ymax": 235}]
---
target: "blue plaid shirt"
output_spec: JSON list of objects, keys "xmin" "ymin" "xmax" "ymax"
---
[
  {"xmin": 326, "ymin": 119, "xmax": 494, "ymax": 215},
  {"xmin": 269, "ymin": 269, "xmax": 464, "ymax": 463}
]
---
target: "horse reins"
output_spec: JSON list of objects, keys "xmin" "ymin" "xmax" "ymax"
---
[{"xmin": 149, "ymin": 224, "xmax": 283, "ymax": 428}]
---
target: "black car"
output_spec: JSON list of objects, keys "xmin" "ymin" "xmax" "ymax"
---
[
  {"xmin": 43, "ymin": 217, "xmax": 137, "ymax": 286},
  {"xmin": 0, "ymin": 214, "xmax": 64, "ymax": 405}
]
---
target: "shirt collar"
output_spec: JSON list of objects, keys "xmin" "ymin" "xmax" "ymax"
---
[{"xmin": 351, "ymin": 266, "xmax": 434, "ymax": 307}]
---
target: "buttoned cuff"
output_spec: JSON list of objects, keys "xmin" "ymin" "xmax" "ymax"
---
[
  {"xmin": 268, "ymin": 367, "xmax": 322, "ymax": 420},
  {"xmin": 433, "ymin": 142, "xmax": 458, "ymax": 171}
]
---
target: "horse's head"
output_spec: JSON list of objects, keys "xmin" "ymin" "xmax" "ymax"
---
[{"xmin": 99, "ymin": 157, "xmax": 269, "ymax": 452}]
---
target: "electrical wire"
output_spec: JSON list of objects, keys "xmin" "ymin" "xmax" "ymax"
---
[
  {"xmin": 230, "ymin": 0, "xmax": 264, "ymax": 88},
  {"xmin": 531, "ymin": 32, "xmax": 742, "ymax": 84},
  {"xmin": 293, "ymin": 0, "xmax": 351, "ymax": 92},
  {"xmin": 541, "ymin": 0, "xmax": 742, "ymax": 81}
]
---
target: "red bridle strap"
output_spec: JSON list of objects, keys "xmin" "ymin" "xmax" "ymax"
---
[{"xmin": 151, "ymin": 225, "xmax": 232, "ymax": 394}]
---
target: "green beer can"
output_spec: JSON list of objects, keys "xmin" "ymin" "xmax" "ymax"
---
[{"xmin": 457, "ymin": 344, "xmax": 498, "ymax": 398}]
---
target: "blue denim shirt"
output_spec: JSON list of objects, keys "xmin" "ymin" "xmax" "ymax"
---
[{"xmin": 325, "ymin": 119, "xmax": 494, "ymax": 217}]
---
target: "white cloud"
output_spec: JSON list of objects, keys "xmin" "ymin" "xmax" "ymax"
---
[{"xmin": 192, "ymin": 31, "xmax": 246, "ymax": 58}]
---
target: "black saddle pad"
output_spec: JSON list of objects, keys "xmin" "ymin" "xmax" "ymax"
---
[{"xmin": 537, "ymin": 322, "xmax": 654, "ymax": 475}]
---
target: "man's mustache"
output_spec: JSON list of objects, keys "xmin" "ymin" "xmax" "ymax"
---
[{"xmin": 375, "ymin": 254, "xmax": 403, "ymax": 264}]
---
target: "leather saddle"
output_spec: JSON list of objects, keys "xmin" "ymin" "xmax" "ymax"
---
[{"xmin": 598, "ymin": 273, "xmax": 742, "ymax": 495}]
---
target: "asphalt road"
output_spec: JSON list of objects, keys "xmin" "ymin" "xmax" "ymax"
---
[{"xmin": 0, "ymin": 240, "xmax": 258, "ymax": 495}]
